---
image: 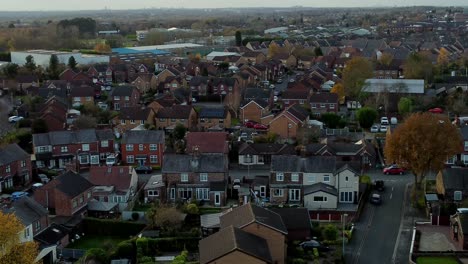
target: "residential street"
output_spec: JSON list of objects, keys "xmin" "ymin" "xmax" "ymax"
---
[
  {"xmin": 0, "ymin": 97, "xmax": 14, "ymax": 137},
  {"xmin": 345, "ymin": 171, "xmax": 413, "ymax": 264}
]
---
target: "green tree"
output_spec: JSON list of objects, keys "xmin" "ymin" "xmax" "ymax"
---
[
  {"xmin": 68, "ymin": 56, "xmax": 77, "ymax": 70},
  {"xmin": 172, "ymin": 250, "xmax": 188, "ymax": 264},
  {"xmin": 398, "ymin": 97, "xmax": 413, "ymax": 117},
  {"xmin": 320, "ymin": 113, "xmax": 342, "ymax": 129},
  {"xmin": 3, "ymin": 63, "xmax": 19, "ymax": 78},
  {"xmin": 403, "ymin": 52, "xmax": 433, "ymax": 82},
  {"xmin": 323, "ymin": 224, "xmax": 338, "ymax": 241},
  {"xmin": 235, "ymin": 30, "xmax": 242, "ymax": 47},
  {"xmin": 24, "ymin": 55, "xmax": 36, "ymax": 72},
  {"xmin": 81, "ymin": 248, "xmax": 109, "ymax": 264},
  {"xmin": 73, "ymin": 116, "xmax": 97, "ymax": 129},
  {"xmin": 31, "ymin": 119, "xmax": 49, "ymax": 134},
  {"xmin": 314, "ymin": 47, "xmax": 323, "ymax": 56},
  {"xmin": 48, "ymin": 54, "xmax": 59, "ymax": 79},
  {"xmin": 173, "ymin": 123, "xmax": 187, "ymax": 141},
  {"xmin": 356, "ymin": 107, "xmax": 378, "ymax": 129},
  {"xmin": 342, "ymin": 57, "xmax": 373, "ymax": 98}
]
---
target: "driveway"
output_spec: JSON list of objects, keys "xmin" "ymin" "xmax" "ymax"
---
[{"xmin": 346, "ymin": 170, "xmax": 413, "ymax": 264}]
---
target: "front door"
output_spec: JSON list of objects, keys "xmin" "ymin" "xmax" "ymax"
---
[
  {"xmin": 260, "ymin": 186, "xmax": 266, "ymax": 198},
  {"xmin": 214, "ymin": 192, "xmax": 221, "ymax": 206}
]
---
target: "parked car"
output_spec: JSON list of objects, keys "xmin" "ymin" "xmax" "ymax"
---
[
  {"xmin": 429, "ymin": 107, "xmax": 443, "ymax": 114},
  {"xmin": 8, "ymin": 116, "xmax": 24, "ymax": 123},
  {"xmin": 11, "ymin": 191, "xmax": 28, "ymax": 201},
  {"xmin": 269, "ymin": 84, "xmax": 275, "ymax": 89},
  {"xmin": 383, "ymin": 165, "xmax": 405, "ymax": 175},
  {"xmin": 374, "ymin": 180, "xmax": 385, "ymax": 192},
  {"xmin": 191, "ymin": 97, "xmax": 197, "ymax": 103},
  {"xmin": 32, "ymin": 183, "xmax": 44, "ymax": 190},
  {"xmin": 380, "ymin": 117, "xmax": 389, "ymax": 125},
  {"xmin": 370, "ymin": 125, "xmax": 379, "ymax": 133},
  {"xmin": 38, "ymin": 174, "xmax": 50, "ymax": 184},
  {"xmin": 379, "ymin": 125, "xmax": 387, "ymax": 132},
  {"xmin": 244, "ymin": 120, "xmax": 257, "ymax": 128},
  {"xmin": 105, "ymin": 86, "xmax": 112, "ymax": 91},
  {"xmin": 135, "ymin": 166, "xmax": 153, "ymax": 174},
  {"xmin": 370, "ymin": 193, "xmax": 382, "ymax": 205},
  {"xmin": 289, "ymin": 78, "xmax": 295, "ymax": 83},
  {"xmin": 253, "ymin": 123, "xmax": 268, "ymax": 130},
  {"xmin": 277, "ymin": 78, "xmax": 283, "ymax": 84},
  {"xmin": 299, "ymin": 240, "xmax": 331, "ymax": 252}
]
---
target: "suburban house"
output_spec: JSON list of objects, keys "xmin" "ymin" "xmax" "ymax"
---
[
  {"xmin": 34, "ymin": 171, "xmax": 94, "ymax": 217},
  {"xmin": 450, "ymin": 211, "xmax": 468, "ymax": 250},
  {"xmin": 309, "ymin": 92, "xmax": 339, "ymax": 116},
  {"xmin": 186, "ymin": 132, "xmax": 229, "ymax": 154},
  {"xmin": 1, "ymin": 196, "xmax": 49, "ymax": 238},
  {"xmin": 198, "ymin": 107, "xmax": 231, "ymax": 131},
  {"xmin": 269, "ymin": 155, "xmax": 304, "ymax": 205},
  {"xmin": 111, "ymin": 85, "xmax": 141, "ymax": 110},
  {"xmin": 113, "ymin": 107, "xmax": 156, "ymax": 133},
  {"xmin": 240, "ymin": 99, "xmax": 270, "ymax": 124},
  {"xmin": 131, "ymin": 73, "xmax": 153, "ymax": 93},
  {"xmin": 238, "ymin": 143, "xmax": 296, "ymax": 166},
  {"xmin": 455, "ymin": 126, "xmax": 468, "ymax": 165},
  {"xmin": 0, "ymin": 143, "xmax": 32, "ymax": 192},
  {"xmin": 268, "ymin": 104, "xmax": 310, "ymax": 139},
  {"xmin": 39, "ymin": 97, "xmax": 68, "ymax": 131},
  {"xmin": 143, "ymin": 174, "xmax": 165, "ymax": 203},
  {"xmin": 32, "ymin": 129, "xmax": 115, "ymax": 169},
  {"xmin": 120, "ymin": 130, "xmax": 165, "ymax": 167},
  {"xmin": 70, "ymin": 85, "xmax": 95, "ymax": 107},
  {"xmin": 270, "ymin": 207, "xmax": 311, "ymax": 241},
  {"xmin": 219, "ymin": 203, "xmax": 288, "ymax": 264},
  {"xmin": 155, "ymin": 105, "xmax": 198, "ymax": 131},
  {"xmin": 162, "ymin": 152, "xmax": 228, "ymax": 206},
  {"xmin": 436, "ymin": 168, "xmax": 468, "ymax": 202},
  {"xmin": 281, "ymin": 89, "xmax": 311, "ymax": 107},
  {"xmin": 88, "ymin": 166, "xmax": 138, "ymax": 212},
  {"xmin": 199, "ymin": 225, "xmax": 273, "ymax": 264},
  {"xmin": 87, "ymin": 64, "xmax": 113, "ymax": 83},
  {"xmin": 242, "ymin": 51, "xmax": 267, "ymax": 64}
]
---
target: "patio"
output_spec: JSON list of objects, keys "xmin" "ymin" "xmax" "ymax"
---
[{"xmin": 417, "ymin": 225, "xmax": 462, "ymax": 252}]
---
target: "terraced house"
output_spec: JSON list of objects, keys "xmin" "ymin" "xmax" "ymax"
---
[
  {"xmin": 120, "ymin": 130, "xmax": 165, "ymax": 167},
  {"xmin": 0, "ymin": 143, "xmax": 32, "ymax": 191}
]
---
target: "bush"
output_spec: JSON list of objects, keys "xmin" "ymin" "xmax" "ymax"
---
[
  {"xmin": 83, "ymin": 248, "xmax": 109, "ymax": 264},
  {"xmin": 356, "ymin": 107, "xmax": 378, "ymax": 129},
  {"xmin": 360, "ymin": 175, "xmax": 372, "ymax": 185},
  {"xmin": 323, "ymin": 224, "xmax": 338, "ymax": 241},
  {"xmin": 185, "ymin": 203, "xmax": 199, "ymax": 215},
  {"xmin": 83, "ymin": 218, "xmax": 146, "ymax": 237},
  {"xmin": 146, "ymin": 237, "xmax": 199, "ymax": 252},
  {"xmin": 113, "ymin": 240, "xmax": 134, "ymax": 259}
]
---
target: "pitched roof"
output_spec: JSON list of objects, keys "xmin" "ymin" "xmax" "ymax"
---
[
  {"xmin": 271, "ymin": 155, "xmax": 302, "ymax": 172},
  {"xmin": 199, "ymin": 226, "xmax": 272, "ymax": 264},
  {"xmin": 0, "ymin": 143, "xmax": 29, "ymax": 166},
  {"xmin": 89, "ymin": 166, "xmax": 134, "ymax": 192},
  {"xmin": 55, "ymin": 171, "xmax": 94, "ymax": 198},
  {"xmin": 33, "ymin": 129, "xmax": 112, "ymax": 146},
  {"xmin": 442, "ymin": 168, "xmax": 468, "ymax": 190},
  {"xmin": 186, "ymin": 132, "xmax": 229, "ymax": 154},
  {"xmin": 309, "ymin": 92, "xmax": 338, "ymax": 103},
  {"xmin": 118, "ymin": 107, "xmax": 153, "ymax": 120},
  {"xmin": 199, "ymin": 107, "xmax": 227, "ymax": 119},
  {"xmin": 2, "ymin": 197, "xmax": 48, "ymax": 226},
  {"xmin": 304, "ymin": 182, "xmax": 338, "ymax": 196},
  {"xmin": 244, "ymin": 88, "xmax": 270, "ymax": 100},
  {"xmin": 220, "ymin": 203, "xmax": 288, "ymax": 235},
  {"xmin": 162, "ymin": 153, "xmax": 227, "ymax": 173},
  {"xmin": 286, "ymin": 104, "xmax": 309, "ymax": 122},
  {"xmin": 240, "ymin": 99, "xmax": 269, "ymax": 109},
  {"xmin": 269, "ymin": 208, "xmax": 311, "ymax": 230},
  {"xmin": 303, "ymin": 156, "xmax": 337, "ymax": 173},
  {"xmin": 112, "ymin": 85, "xmax": 138, "ymax": 96},
  {"xmin": 70, "ymin": 85, "xmax": 95, "ymax": 97},
  {"xmin": 238, "ymin": 143, "xmax": 296, "ymax": 155},
  {"xmin": 121, "ymin": 130, "xmax": 165, "ymax": 144},
  {"xmin": 156, "ymin": 105, "xmax": 194, "ymax": 119}
]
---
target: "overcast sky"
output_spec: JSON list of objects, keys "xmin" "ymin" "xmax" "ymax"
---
[{"xmin": 1, "ymin": 0, "xmax": 467, "ymax": 11}]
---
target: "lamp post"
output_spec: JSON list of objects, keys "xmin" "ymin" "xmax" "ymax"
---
[
  {"xmin": 342, "ymin": 213, "xmax": 348, "ymax": 259},
  {"xmin": 75, "ymin": 149, "xmax": 81, "ymax": 173}
]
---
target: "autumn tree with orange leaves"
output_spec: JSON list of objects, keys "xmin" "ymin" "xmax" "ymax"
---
[
  {"xmin": 384, "ymin": 112, "xmax": 462, "ymax": 191},
  {"xmin": 0, "ymin": 211, "xmax": 38, "ymax": 264}
]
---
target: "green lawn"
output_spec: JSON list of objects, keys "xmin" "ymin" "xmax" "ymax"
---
[
  {"xmin": 67, "ymin": 236, "xmax": 127, "ymax": 250},
  {"xmin": 199, "ymin": 207, "xmax": 223, "ymax": 215},
  {"xmin": 416, "ymin": 256, "xmax": 459, "ymax": 264}
]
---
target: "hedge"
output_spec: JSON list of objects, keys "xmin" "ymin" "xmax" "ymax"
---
[
  {"xmin": 83, "ymin": 218, "xmax": 146, "ymax": 237},
  {"xmin": 145, "ymin": 237, "xmax": 199, "ymax": 252}
]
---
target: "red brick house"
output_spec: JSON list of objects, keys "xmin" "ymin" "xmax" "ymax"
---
[
  {"xmin": 268, "ymin": 104, "xmax": 310, "ymax": 139},
  {"xmin": 113, "ymin": 107, "xmax": 156, "ymax": 133},
  {"xmin": 240, "ymin": 99, "xmax": 270, "ymax": 124},
  {"xmin": 34, "ymin": 171, "xmax": 94, "ymax": 217},
  {"xmin": 32, "ymin": 129, "xmax": 115, "ymax": 170},
  {"xmin": 111, "ymin": 85, "xmax": 141, "ymax": 111},
  {"xmin": 70, "ymin": 85, "xmax": 95, "ymax": 107},
  {"xmin": 39, "ymin": 97, "xmax": 68, "ymax": 131},
  {"xmin": 162, "ymin": 152, "xmax": 228, "ymax": 206},
  {"xmin": 186, "ymin": 132, "xmax": 229, "ymax": 154},
  {"xmin": 0, "ymin": 144, "xmax": 32, "ymax": 192},
  {"xmin": 309, "ymin": 92, "xmax": 339, "ymax": 116},
  {"xmin": 120, "ymin": 130, "xmax": 165, "ymax": 167},
  {"xmin": 281, "ymin": 89, "xmax": 311, "ymax": 107},
  {"xmin": 87, "ymin": 64, "xmax": 113, "ymax": 83},
  {"xmin": 155, "ymin": 105, "xmax": 198, "ymax": 131}
]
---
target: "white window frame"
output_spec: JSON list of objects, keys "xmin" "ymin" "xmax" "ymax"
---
[
  {"xmin": 101, "ymin": 140, "xmax": 109, "ymax": 148},
  {"xmin": 170, "ymin": 188, "xmax": 176, "ymax": 200},
  {"xmin": 61, "ymin": 146, "xmax": 68, "ymax": 153},
  {"xmin": 127, "ymin": 155, "xmax": 134, "ymax": 164},
  {"xmin": 340, "ymin": 191, "xmax": 353, "ymax": 203},
  {"xmin": 199, "ymin": 173, "xmax": 208, "ymax": 182},
  {"xmin": 273, "ymin": 189, "xmax": 284, "ymax": 197},
  {"xmin": 82, "ymin": 144, "xmax": 90, "ymax": 152},
  {"xmin": 181, "ymin": 173, "xmax": 189, "ymax": 182},
  {"xmin": 5, "ymin": 165, "xmax": 11, "ymax": 173},
  {"xmin": 148, "ymin": 190, "xmax": 159, "ymax": 197},
  {"xmin": 291, "ymin": 173, "xmax": 299, "ymax": 182},
  {"xmin": 323, "ymin": 175, "xmax": 330, "ymax": 183},
  {"xmin": 276, "ymin": 172, "xmax": 284, "ymax": 182},
  {"xmin": 126, "ymin": 144, "xmax": 134, "ymax": 151},
  {"xmin": 308, "ymin": 175, "xmax": 316, "ymax": 183},
  {"xmin": 21, "ymin": 160, "xmax": 26, "ymax": 168},
  {"xmin": 289, "ymin": 189, "xmax": 301, "ymax": 201},
  {"xmin": 90, "ymin": 155, "xmax": 99, "ymax": 165},
  {"xmin": 150, "ymin": 155, "xmax": 158, "ymax": 164},
  {"xmin": 79, "ymin": 155, "xmax": 89, "ymax": 164},
  {"xmin": 313, "ymin": 196, "xmax": 327, "ymax": 202},
  {"xmin": 149, "ymin": 144, "xmax": 158, "ymax": 151},
  {"xmin": 447, "ymin": 155, "xmax": 457, "ymax": 165},
  {"xmin": 139, "ymin": 144, "xmax": 144, "ymax": 151},
  {"xmin": 196, "ymin": 188, "xmax": 209, "ymax": 200}
]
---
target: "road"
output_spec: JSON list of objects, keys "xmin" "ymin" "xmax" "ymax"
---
[
  {"xmin": 0, "ymin": 97, "xmax": 15, "ymax": 137},
  {"xmin": 346, "ymin": 171, "xmax": 413, "ymax": 264}
]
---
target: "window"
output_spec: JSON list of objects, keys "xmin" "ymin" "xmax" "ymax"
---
[
  {"xmin": 330, "ymin": 104, "xmax": 335, "ymax": 109},
  {"xmin": 21, "ymin": 160, "xmax": 26, "ymax": 168},
  {"xmin": 289, "ymin": 189, "xmax": 301, "ymax": 201},
  {"xmin": 244, "ymin": 155, "xmax": 253, "ymax": 163},
  {"xmin": 130, "ymin": 120, "xmax": 135, "ymax": 124},
  {"xmin": 72, "ymin": 199, "xmax": 77, "ymax": 208},
  {"xmin": 345, "ymin": 176, "xmax": 349, "ymax": 182},
  {"xmin": 79, "ymin": 155, "xmax": 89, "ymax": 164},
  {"xmin": 313, "ymin": 196, "xmax": 327, "ymax": 202},
  {"xmin": 171, "ymin": 118, "xmax": 176, "ymax": 123},
  {"xmin": 311, "ymin": 103, "xmax": 317, "ymax": 109},
  {"xmin": 455, "ymin": 191, "xmax": 463, "ymax": 201},
  {"xmin": 101, "ymin": 140, "xmax": 109, "ymax": 148},
  {"xmin": 148, "ymin": 190, "xmax": 159, "ymax": 197},
  {"xmin": 159, "ymin": 118, "xmax": 166, "ymax": 122},
  {"xmin": 170, "ymin": 188, "xmax": 176, "ymax": 200},
  {"xmin": 140, "ymin": 120, "xmax": 145, "ymax": 125},
  {"xmin": 447, "ymin": 155, "xmax": 457, "ymax": 165},
  {"xmin": 323, "ymin": 175, "xmax": 330, "ymax": 183},
  {"xmin": 79, "ymin": 196, "xmax": 84, "ymax": 204},
  {"xmin": 34, "ymin": 221, "xmax": 41, "ymax": 232},
  {"xmin": 150, "ymin": 144, "xmax": 158, "ymax": 151},
  {"xmin": 200, "ymin": 173, "xmax": 208, "ymax": 182},
  {"xmin": 86, "ymin": 97, "xmax": 92, "ymax": 101},
  {"xmin": 87, "ymin": 191, "xmax": 91, "ymax": 199},
  {"xmin": 308, "ymin": 175, "xmax": 316, "ymax": 183},
  {"xmin": 124, "ymin": 96, "xmax": 130, "ymax": 101},
  {"xmin": 121, "ymin": 119, "xmax": 126, "ymax": 125},
  {"xmin": 320, "ymin": 103, "xmax": 326, "ymax": 108},
  {"xmin": 299, "ymin": 100, "xmax": 305, "ymax": 105},
  {"xmin": 126, "ymin": 144, "xmax": 134, "ymax": 151},
  {"xmin": 196, "ymin": 188, "xmax": 209, "ymax": 200},
  {"xmin": 139, "ymin": 144, "xmax": 144, "ymax": 151},
  {"xmin": 114, "ymin": 96, "xmax": 120, "ymax": 100},
  {"xmin": 90, "ymin": 155, "xmax": 99, "ymax": 165},
  {"xmin": 82, "ymin": 144, "xmax": 90, "ymax": 151},
  {"xmin": 37, "ymin": 146, "xmax": 50, "ymax": 153},
  {"xmin": 276, "ymin": 172, "xmax": 284, "ymax": 182},
  {"xmin": 291, "ymin": 173, "xmax": 299, "ymax": 182},
  {"xmin": 24, "ymin": 228, "xmax": 29, "ymax": 239},
  {"xmin": 5, "ymin": 165, "xmax": 11, "ymax": 173},
  {"xmin": 127, "ymin": 155, "xmax": 134, "ymax": 164},
  {"xmin": 150, "ymin": 155, "xmax": 158, "ymax": 164},
  {"xmin": 462, "ymin": 154, "xmax": 468, "ymax": 165},
  {"xmin": 178, "ymin": 188, "xmax": 192, "ymax": 199},
  {"xmin": 61, "ymin": 146, "xmax": 68, "ymax": 153},
  {"xmin": 340, "ymin": 191, "xmax": 353, "ymax": 203},
  {"xmin": 114, "ymin": 103, "xmax": 120, "ymax": 110},
  {"xmin": 273, "ymin": 189, "xmax": 284, "ymax": 197},
  {"xmin": 181, "ymin": 173, "xmax": 188, "ymax": 182}
]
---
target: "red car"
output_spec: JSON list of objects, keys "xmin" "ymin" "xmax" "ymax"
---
[
  {"xmin": 383, "ymin": 165, "xmax": 405, "ymax": 175},
  {"xmin": 428, "ymin": 108, "xmax": 443, "ymax": 114},
  {"xmin": 245, "ymin": 121, "xmax": 257, "ymax": 128},
  {"xmin": 253, "ymin": 123, "xmax": 268, "ymax": 130}
]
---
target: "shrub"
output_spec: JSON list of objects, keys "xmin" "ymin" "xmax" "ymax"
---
[
  {"xmin": 185, "ymin": 203, "xmax": 199, "ymax": 215},
  {"xmin": 83, "ymin": 218, "xmax": 145, "ymax": 237},
  {"xmin": 172, "ymin": 250, "xmax": 188, "ymax": 264},
  {"xmin": 83, "ymin": 248, "xmax": 109, "ymax": 264},
  {"xmin": 323, "ymin": 224, "xmax": 338, "ymax": 241},
  {"xmin": 113, "ymin": 240, "xmax": 134, "ymax": 259},
  {"xmin": 360, "ymin": 175, "xmax": 372, "ymax": 185},
  {"xmin": 146, "ymin": 237, "xmax": 199, "ymax": 252},
  {"xmin": 291, "ymin": 258, "xmax": 307, "ymax": 264},
  {"xmin": 136, "ymin": 237, "xmax": 149, "ymax": 256},
  {"xmin": 131, "ymin": 212, "xmax": 140, "ymax": 221}
]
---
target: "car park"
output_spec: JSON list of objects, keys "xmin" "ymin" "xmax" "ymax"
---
[
  {"xmin": 8, "ymin": 116, "xmax": 24, "ymax": 123},
  {"xmin": 383, "ymin": 165, "xmax": 405, "ymax": 175},
  {"xmin": 299, "ymin": 240, "xmax": 331, "ymax": 252},
  {"xmin": 370, "ymin": 125, "xmax": 379, "ymax": 133},
  {"xmin": 379, "ymin": 125, "xmax": 387, "ymax": 132},
  {"xmin": 135, "ymin": 166, "xmax": 153, "ymax": 174},
  {"xmin": 370, "ymin": 193, "xmax": 382, "ymax": 205}
]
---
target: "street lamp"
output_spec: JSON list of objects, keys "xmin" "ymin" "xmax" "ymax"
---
[
  {"xmin": 75, "ymin": 149, "xmax": 81, "ymax": 173},
  {"xmin": 342, "ymin": 213, "xmax": 348, "ymax": 259}
]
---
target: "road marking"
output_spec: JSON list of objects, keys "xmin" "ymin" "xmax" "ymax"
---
[
  {"xmin": 391, "ymin": 182, "xmax": 411, "ymax": 264},
  {"xmin": 390, "ymin": 193, "xmax": 393, "ymax": 200},
  {"xmin": 353, "ymin": 205, "xmax": 376, "ymax": 264},
  {"xmin": 392, "ymin": 187, "xmax": 394, "ymax": 192}
]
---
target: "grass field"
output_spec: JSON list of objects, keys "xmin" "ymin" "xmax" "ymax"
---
[{"xmin": 416, "ymin": 256, "xmax": 459, "ymax": 264}]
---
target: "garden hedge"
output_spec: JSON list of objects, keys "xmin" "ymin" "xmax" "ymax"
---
[{"xmin": 83, "ymin": 218, "xmax": 146, "ymax": 237}]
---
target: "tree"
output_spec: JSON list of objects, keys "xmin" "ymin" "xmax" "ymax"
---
[
  {"xmin": 0, "ymin": 211, "xmax": 38, "ymax": 264},
  {"xmin": 31, "ymin": 119, "xmax": 49, "ymax": 134},
  {"xmin": 235, "ymin": 30, "xmax": 242, "ymax": 47},
  {"xmin": 314, "ymin": 47, "xmax": 323, "ymax": 56},
  {"xmin": 173, "ymin": 123, "xmax": 187, "ymax": 141},
  {"xmin": 148, "ymin": 205, "xmax": 183, "ymax": 231},
  {"xmin": 24, "ymin": 55, "xmax": 36, "ymax": 72},
  {"xmin": 437, "ymin": 47, "xmax": 450, "ymax": 70},
  {"xmin": 342, "ymin": 57, "xmax": 373, "ymax": 98},
  {"xmin": 320, "ymin": 113, "xmax": 343, "ymax": 129},
  {"xmin": 94, "ymin": 43, "xmax": 111, "ymax": 53},
  {"xmin": 3, "ymin": 63, "xmax": 19, "ymax": 78},
  {"xmin": 81, "ymin": 248, "xmax": 108, "ymax": 264},
  {"xmin": 68, "ymin": 56, "xmax": 77, "ymax": 70},
  {"xmin": 356, "ymin": 107, "xmax": 377, "ymax": 129},
  {"xmin": 330, "ymin": 83, "xmax": 345, "ymax": 103},
  {"xmin": 73, "ymin": 116, "xmax": 97, "ymax": 129},
  {"xmin": 384, "ymin": 112, "xmax": 462, "ymax": 190},
  {"xmin": 403, "ymin": 52, "xmax": 433, "ymax": 82},
  {"xmin": 378, "ymin": 53, "xmax": 393, "ymax": 66},
  {"xmin": 172, "ymin": 250, "xmax": 188, "ymax": 264},
  {"xmin": 398, "ymin": 97, "xmax": 413, "ymax": 117},
  {"xmin": 48, "ymin": 54, "xmax": 59, "ymax": 79},
  {"xmin": 322, "ymin": 224, "xmax": 338, "ymax": 241}
]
